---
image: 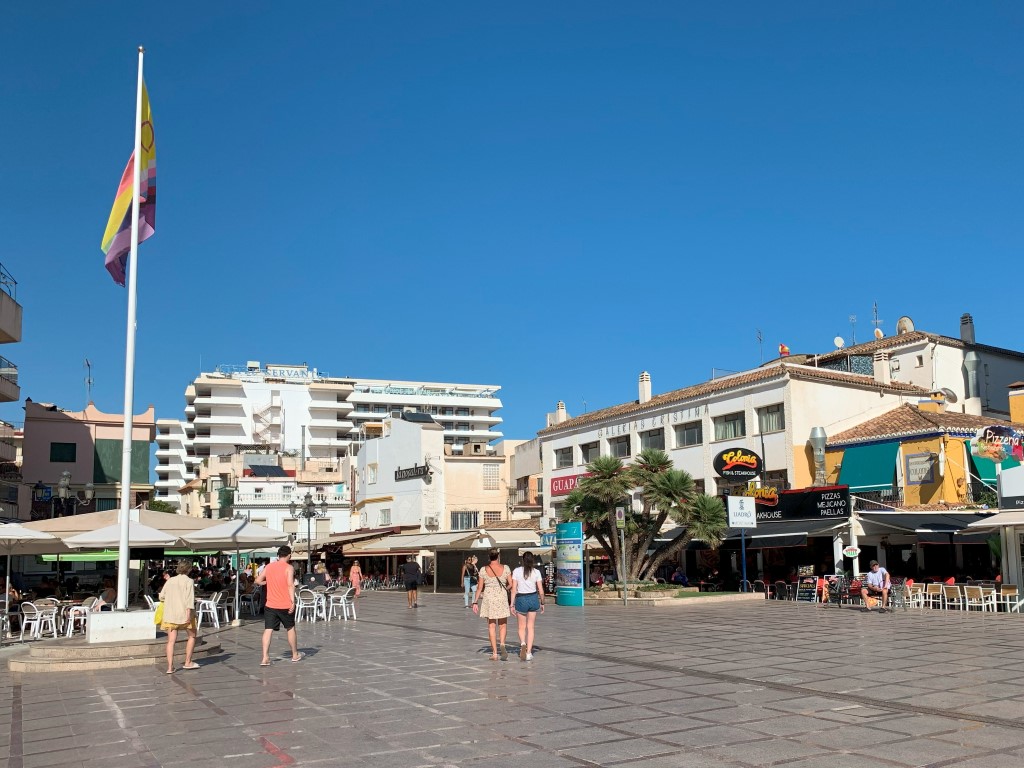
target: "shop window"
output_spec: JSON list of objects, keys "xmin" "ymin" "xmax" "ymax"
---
[
  {"xmin": 757, "ymin": 404, "xmax": 785, "ymax": 434},
  {"xmin": 713, "ymin": 412, "xmax": 746, "ymax": 441},
  {"xmin": 451, "ymin": 510, "xmax": 479, "ymax": 530}
]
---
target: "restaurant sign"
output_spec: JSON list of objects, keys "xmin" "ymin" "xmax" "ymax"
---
[
  {"xmin": 754, "ymin": 486, "xmax": 850, "ymax": 522},
  {"xmin": 713, "ymin": 448, "xmax": 762, "ymax": 479},
  {"xmin": 739, "ymin": 481, "xmax": 779, "ymax": 506},
  {"xmin": 972, "ymin": 425, "xmax": 1024, "ymax": 463}
]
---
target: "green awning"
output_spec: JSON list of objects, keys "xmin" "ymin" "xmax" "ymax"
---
[
  {"xmin": 968, "ymin": 441, "xmax": 1021, "ymax": 483},
  {"xmin": 38, "ymin": 549, "xmax": 217, "ymax": 563},
  {"xmin": 838, "ymin": 442, "xmax": 899, "ymax": 491}
]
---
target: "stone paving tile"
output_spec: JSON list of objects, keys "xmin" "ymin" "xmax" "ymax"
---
[{"xmin": 4, "ymin": 595, "xmax": 1024, "ymax": 767}]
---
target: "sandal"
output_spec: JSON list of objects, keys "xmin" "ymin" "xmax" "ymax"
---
[
  {"xmin": 182, "ymin": 662, "xmax": 200, "ymax": 670},
  {"xmin": 165, "ymin": 669, "xmax": 174, "ymax": 674}
]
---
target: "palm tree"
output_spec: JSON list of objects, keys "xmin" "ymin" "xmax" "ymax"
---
[
  {"xmin": 634, "ymin": 468, "xmax": 696, "ymax": 576},
  {"xmin": 575, "ymin": 456, "xmax": 631, "ymax": 580},
  {"xmin": 644, "ymin": 493, "xmax": 728, "ymax": 578}
]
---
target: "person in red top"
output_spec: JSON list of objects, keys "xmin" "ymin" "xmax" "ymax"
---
[{"xmin": 255, "ymin": 546, "xmax": 303, "ymax": 666}]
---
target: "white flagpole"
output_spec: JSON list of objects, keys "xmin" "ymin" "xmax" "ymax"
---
[{"xmin": 115, "ymin": 46, "xmax": 145, "ymax": 611}]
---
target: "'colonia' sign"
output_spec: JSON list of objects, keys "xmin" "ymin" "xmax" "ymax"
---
[
  {"xmin": 395, "ymin": 464, "xmax": 430, "ymax": 481},
  {"xmin": 713, "ymin": 448, "xmax": 762, "ymax": 479}
]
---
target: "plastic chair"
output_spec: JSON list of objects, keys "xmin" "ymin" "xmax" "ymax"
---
[
  {"xmin": 328, "ymin": 588, "xmax": 356, "ymax": 621},
  {"xmin": 241, "ymin": 586, "xmax": 263, "ymax": 616},
  {"xmin": 295, "ymin": 589, "xmax": 319, "ymax": 622},
  {"xmin": 65, "ymin": 597, "xmax": 97, "ymax": 637},
  {"xmin": 143, "ymin": 595, "xmax": 156, "ymax": 609},
  {"xmin": 214, "ymin": 592, "xmax": 232, "ymax": 624},
  {"xmin": 20, "ymin": 602, "xmax": 58, "ymax": 641},
  {"xmin": 997, "ymin": 585, "xmax": 1019, "ymax": 613},
  {"xmin": 196, "ymin": 592, "xmax": 221, "ymax": 628}
]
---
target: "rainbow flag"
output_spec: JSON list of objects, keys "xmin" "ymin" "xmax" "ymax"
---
[{"xmin": 101, "ymin": 81, "xmax": 156, "ymax": 286}]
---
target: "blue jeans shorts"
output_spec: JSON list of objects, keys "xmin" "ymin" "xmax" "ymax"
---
[{"xmin": 514, "ymin": 593, "xmax": 541, "ymax": 613}]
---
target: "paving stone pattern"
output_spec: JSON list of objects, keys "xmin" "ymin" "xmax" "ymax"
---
[{"xmin": 1, "ymin": 595, "xmax": 1024, "ymax": 767}]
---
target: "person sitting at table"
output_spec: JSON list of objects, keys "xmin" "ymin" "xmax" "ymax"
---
[
  {"xmin": 670, "ymin": 567, "xmax": 688, "ymax": 586},
  {"xmin": 95, "ymin": 577, "xmax": 117, "ymax": 611},
  {"xmin": 862, "ymin": 560, "xmax": 891, "ymax": 612},
  {"xmin": 0, "ymin": 577, "xmax": 20, "ymax": 603},
  {"xmin": 589, "ymin": 567, "xmax": 605, "ymax": 587},
  {"xmin": 34, "ymin": 577, "xmax": 56, "ymax": 599}
]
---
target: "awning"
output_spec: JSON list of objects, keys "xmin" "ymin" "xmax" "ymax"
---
[
  {"xmin": 838, "ymin": 442, "xmax": 899, "ymax": 491},
  {"xmin": 722, "ymin": 519, "xmax": 843, "ymax": 549},
  {"xmin": 40, "ymin": 549, "xmax": 217, "ymax": 562},
  {"xmin": 293, "ymin": 528, "xmax": 402, "ymax": 554},
  {"xmin": 967, "ymin": 510, "xmax": 1024, "ymax": 529},
  {"xmin": 858, "ymin": 512, "xmax": 996, "ymax": 544},
  {"xmin": 918, "ymin": 531, "xmax": 993, "ymax": 545},
  {"xmin": 968, "ymin": 441, "xmax": 1021, "ymax": 483}
]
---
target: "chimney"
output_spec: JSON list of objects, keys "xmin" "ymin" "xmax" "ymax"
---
[
  {"xmin": 1010, "ymin": 382, "xmax": 1024, "ymax": 424},
  {"xmin": 960, "ymin": 313, "xmax": 976, "ymax": 344},
  {"xmin": 917, "ymin": 392, "xmax": 945, "ymax": 413},
  {"xmin": 872, "ymin": 352, "xmax": 891, "ymax": 386},
  {"xmin": 638, "ymin": 371, "xmax": 652, "ymax": 404},
  {"xmin": 554, "ymin": 401, "xmax": 567, "ymax": 424},
  {"xmin": 963, "ymin": 351, "xmax": 982, "ymax": 415}
]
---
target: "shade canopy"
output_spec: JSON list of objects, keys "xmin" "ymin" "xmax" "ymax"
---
[
  {"xmin": 967, "ymin": 510, "xmax": 1024, "ymax": 529},
  {"xmin": 23, "ymin": 507, "xmax": 219, "ymax": 538},
  {"xmin": 0, "ymin": 523, "xmax": 65, "ymax": 556},
  {"xmin": 64, "ymin": 522, "xmax": 178, "ymax": 549},
  {"xmin": 180, "ymin": 519, "xmax": 288, "ymax": 550},
  {"xmin": 838, "ymin": 442, "xmax": 899, "ymax": 492}
]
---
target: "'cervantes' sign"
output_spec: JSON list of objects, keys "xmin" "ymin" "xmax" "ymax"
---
[{"xmin": 713, "ymin": 448, "xmax": 762, "ymax": 479}]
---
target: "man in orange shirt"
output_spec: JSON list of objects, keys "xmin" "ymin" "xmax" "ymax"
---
[{"xmin": 255, "ymin": 546, "xmax": 303, "ymax": 665}]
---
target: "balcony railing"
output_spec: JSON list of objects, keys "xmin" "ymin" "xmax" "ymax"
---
[
  {"xmin": 852, "ymin": 488, "xmax": 904, "ymax": 510},
  {"xmin": 508, "ymin": 488, "xmax": 543, "ymax": 507},
  {"xmin": 233, "ymin": 492, "xmax": 348, "ymax": 505},
  {"xmin": 0, "ymin": 263, "xmax": 16, "ymax": 300},
  {"xmin": 0, "ymin": 356, "xmax": 17, "ymax": 386}
]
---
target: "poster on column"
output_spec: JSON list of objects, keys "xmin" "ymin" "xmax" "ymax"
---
[{"xmin": 556, "ymin": 521, "xmax": 584, "ymax": 607}]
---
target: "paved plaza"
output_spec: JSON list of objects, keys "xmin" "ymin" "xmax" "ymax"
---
[{"xmin": 1, "ymin": 595, "xmax": 1023, "ymax": 768}]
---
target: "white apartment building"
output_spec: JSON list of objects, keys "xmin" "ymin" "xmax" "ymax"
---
[
  {"xmin": 156, "ymin": 362, "xmax": 503, "ymax": 508},
  {"xmin": 538, "ymin": 365, "xmax": 932, "ymax": 522},
  {"xmin": 353, "ymin": 413, "xmax": 518, "ymax": 533}
]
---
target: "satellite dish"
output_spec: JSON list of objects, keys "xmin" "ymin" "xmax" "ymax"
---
[
  {"xmin": 874, "ymin": 327, "xmax": 884, "ymax": 340},
  {"xmin": 939, "ymin": 387, "xmax": 958, "ymax": 404},
  {"xmin": 896, "ymin": 316, "xmax": 915, "ymax": 335},
  {"xmin": 833, "ymin": 336, "xmax": 845, "ymax": 349}
]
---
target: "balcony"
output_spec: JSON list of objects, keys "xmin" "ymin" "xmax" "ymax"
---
[
  {"xmin": 233, "ymin": 492, "xmax": 348, "ymax": 506},
  {"xmin": 0, "ymin": 356, "xmax": 18, "ymax": 403},
  {"xmin": 853, "ymin": 488, "xmax": 904, "ymax": 511},
  {"xmin": 0, "ymin": 264, "xmax": 22, "ymax": 344}
]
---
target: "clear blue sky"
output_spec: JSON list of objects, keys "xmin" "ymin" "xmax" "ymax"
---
[{"xmin": 2, "ymin": 3, "xmax": 1022, "ymax": 440}]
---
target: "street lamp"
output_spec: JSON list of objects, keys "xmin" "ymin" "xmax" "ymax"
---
[
  {"xmin": 289, "ymin": 491, "xmax": 328, "ymax": 575},
  {"xmin": 36, "ymin": 472, "xmax": 94, "ymax": 517}
]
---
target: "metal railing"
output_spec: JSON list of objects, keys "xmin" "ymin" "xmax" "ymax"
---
[
  {"xmin": 0, "ymin": 263, "xmax": 16, "ymax": 300},
  {"xmin": 0, "ymin": 356, "xmax": 18, "ymax": 386},
  {"xmin": 853, "ymin": 488, "xmax": 904, "ymax": 510}
]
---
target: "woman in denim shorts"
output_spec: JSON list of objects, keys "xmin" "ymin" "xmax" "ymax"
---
[{"xmin": 510, "ymin": 552, "xmax": 546, "ymax": 661}]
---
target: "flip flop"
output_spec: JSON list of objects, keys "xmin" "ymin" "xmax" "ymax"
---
[
  {"xmin": 499, "ymin": 644, "xmax": 508, "ymax": 661},
  {"xmin": 182, "ymin": 663, "xmax": 200, "ymax": 670},
  {"xmin": 259, "ymin": 661, "xmax": 272, "ymax": 667},
  {"xmin": 165, "ymin": 669, "xmax": 174, "ymax": 674},
  {"xmin": 291, "ymin": 652, "xmax": 305, "ymax": 663}
]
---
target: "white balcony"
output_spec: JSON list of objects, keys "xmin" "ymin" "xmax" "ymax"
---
[
  {"xmin": 194, "ymin": 414, "xmax": 248, "ymax": 428},
  {"xmin": 445, "ymin": 429, "xmax": 504, "ymax": 441},
  {"xmin": 233, "ymin": 492, "xmax": 348, "ymax": 506},
  {"xmin": 307, "ymin": 416, "xmax": 355, "ymax": 430},
  {"xmin": 193, "ymin": 393, "xmax": 246, "ymax": 407},
  {"xmin": 308, "ymin": 398, "xmax": 354, "ymax": 413},
  {"xmin": 155, "ymin": 447, "xmax": 176, "ymax": 458}
]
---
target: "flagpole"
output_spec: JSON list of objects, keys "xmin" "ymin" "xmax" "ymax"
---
[{"xmin": 115, "ymin": 46, "xmax": 145, "ymax": 611}]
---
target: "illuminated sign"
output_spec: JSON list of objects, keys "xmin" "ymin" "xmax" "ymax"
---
[{"xmin": 713, "ymin": 448, "xmax": 762, "ymax": 479}]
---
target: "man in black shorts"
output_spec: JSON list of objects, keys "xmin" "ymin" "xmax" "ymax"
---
[
  {"xmin": 255, "ymin": 546, "xmax": 303, "ymax": 665},
  {"xmin": 402, "ymin": 555, "xmax": 422, "ymax": 608}
]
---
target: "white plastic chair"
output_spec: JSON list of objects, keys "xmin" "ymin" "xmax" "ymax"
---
[
  {"xmin": 295, "ymin": 589, "xmax": 320, "ymax": 622},
  {"xmin": 196, "ymin": 592, "xmax": 221, "ymax": 628},
  {"xmin": 997, "ymin": 585, "xmax": 1019, "ymax": 613},
  {"xmin": 240, "ymin": 586, "xmax": 262, "ymax": 616},
  {"xmin": 214, "ymin": 592, "xmax": 232, "ymax": 624},
  {"xmin": 943, "ymin": 585, "xmax": 964, "ymax": 611},
  {"xmin": 65, "ymin": 597, "xmax": 97, "ymax": 637},
  {"xmin": 20, "ymin": 602, "xmax": 58, "ymax": 641},
  {"xmin": 143, "ymin": 595, "xmax": 156, "ymax": 609},
  {"xmin": 328, "ymin": 588, "xmax": 356, "ymax": 621}
]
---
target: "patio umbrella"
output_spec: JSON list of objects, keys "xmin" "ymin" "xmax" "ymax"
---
[
  {"xmin": 0, "ymin": 524, "xmax": 63, "ymax": 607},
  {"xmin": 179, "ymin": 520, "xmax": 288, "ymax": 621},
  {"xmin": 64, "ymin": 521, "xmax": 178, "ymax": 549}
]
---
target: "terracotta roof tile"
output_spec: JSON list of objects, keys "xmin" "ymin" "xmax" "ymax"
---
[
  {"xmin": 539, "ymin": 365, "xmax": 929, "ymax": 435},
  {"xmin": 488, "ymin": 519, "xmax": 540, "ymax": 529},
  {"xmin": 815, "ymin": 331, "xmax": 953, "ymax": 363},
  {"xmin": 828, "ymin": 404, "xmax": 1023, "ymax": 445}
]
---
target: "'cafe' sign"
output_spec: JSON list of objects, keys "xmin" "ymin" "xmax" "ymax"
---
[{"xmin": 713, "ymin": 448, "xmax": 762, "ymax": 480}]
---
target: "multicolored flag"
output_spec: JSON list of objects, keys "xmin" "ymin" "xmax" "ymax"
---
[
  {"xmin": 101, "ymin": 81, "xmax": 156, "ymax": 286},
  {"xmin": 778, "ymin": 343, "xmax": 790, "ymax": 357}
]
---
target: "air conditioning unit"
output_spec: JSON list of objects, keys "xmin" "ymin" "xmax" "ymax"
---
[{"xmin": 423, "ymin": 516, "xmax": 438, "ymax": 528}]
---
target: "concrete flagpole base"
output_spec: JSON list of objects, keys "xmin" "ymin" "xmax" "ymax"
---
[{"xmin": 86, "ymin": 610, "xmax": 157, "ymax": 643}]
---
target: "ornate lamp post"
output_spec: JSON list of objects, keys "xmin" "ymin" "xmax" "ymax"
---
[
  {"xmin": 289, "ymin": 491, "xmax": 328, "ymax": 575},
  {"xmin": 36, "ymin": 472, "xmax": 94, "ymax": 517}
]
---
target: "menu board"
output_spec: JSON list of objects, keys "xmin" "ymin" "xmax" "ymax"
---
[
  {"xmin": 555, "ymin": 521, "xmax": 584, "ymax": 607},
  {"xmin": 795, "ymin": 567, "xmax": 818, "ymax": 603}
]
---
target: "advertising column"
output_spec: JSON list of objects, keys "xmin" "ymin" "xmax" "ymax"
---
[{"xmin": 555, "ymin": 521, "xmax": 584, "ymax": 607}]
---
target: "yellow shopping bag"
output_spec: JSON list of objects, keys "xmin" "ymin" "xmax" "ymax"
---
[{"xmin": 153, "ymin": 602, "xmax": 164, "ymax": 625}]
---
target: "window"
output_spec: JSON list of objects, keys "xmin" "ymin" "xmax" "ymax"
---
[
  {"xmin": 441, "ymin": 407, "xmax": 454, "ymax": 416},
  {"xmin": 442, "ymin": 422, "xmax": 454, "ymax": 430},
  {"xmin": 713, "ymin": 412, "xmax": 746, "ymax": 440},
  {"xmin": 379, "ymin": 508, "xmax": 391, "ymax": 526},
  {"xmin": 368, "ymin": 463, "xmax": 378, "ymax": 484},
  {"xmin": 457, "ymin": 423, "xmax": 471, "ymax": 432},
  {"xmin": 609, "ymin": 435, "xmax": 631, "ymax": 458},
  {"xmin": 49, "ymin": 442, "xmax": 76, "ymax": 463},
  {"xmin": 483, "ymin": 463, "xmax": 500, "ymax": 490},
  {"xmin": 757, "ymin": 404, "xmax": 785, "ymax": 434},
  {"xmin": 639, "ymin": 428, "xmax": 664, "ymax": 451},
  {"xmin": 580, "ymin": 441, "xmax": 600, "ymax": 464},
  {"xmin": 456, "ymin": 408, "xmax": 470, "ymax": 417},
  {"xmin": 555, "ymin": 447, "xmax": 574, "ymax": 469},
  {"xmin": 451, "ymin": 510, "xmax": 479, "ymax": 530},
  {"xmin": 95, "ymin": 498, "xmax": 118, "ymax": 511},
  {"xmin": 764, "ymin": 470, "xmax": 789, "ymax": 490},
  {"xmin": 674, "ymin": 421, "xmax": 702, "ymax": 447},
  {"xmin": 391, "ymin": 408, "xmax": 403, "ymax": 418},
  {"xmin": 373, "ymin": 404, "xmax": 387, "ymax": 414},
  {"xmin": 355, "ymin": 404, "xmax": 370, "ymax": 413},
  {"xmin": 693, "ymin": 479, "xmax": 706, "ymax": 495},
  {"xmin": 915, "ymin": 355, "xmax": 924, "ymax": 368},
  {"xmin": 483, "ymin": 510, "xmax": 501, "ymax": 524}
]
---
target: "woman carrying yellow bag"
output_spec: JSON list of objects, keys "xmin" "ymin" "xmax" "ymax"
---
[
  {"xmin": 153, "ymin": 601, "xmax": 164, "ymax": 625},
  {"xmin": 159, "ymin": 561, "xmax": 200, "ymax": 674}
]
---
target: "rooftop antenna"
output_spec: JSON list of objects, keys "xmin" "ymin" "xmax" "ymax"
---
[
  {"xmin": 84, "ymin": 359, "xmax": 94, "ymax": 404},
  {"xmin": 582, "ymin": 397, "xmax": 588, "ymax": 414},
  {"xmin": 756, "ymin": 329, "xmax": 764, "ymax": 364},
  {"xmin": 849, "ymin": 315, "xmax": 857, "ymax": 345},
  {"xmin": 872, "ymin": 302, "xmax": 883, "ymax": 334}
]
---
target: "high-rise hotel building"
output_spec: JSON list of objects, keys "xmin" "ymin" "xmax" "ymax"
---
[{"xmin": 156, "ymin": 361, "xmax": 503, "ymax": 507}]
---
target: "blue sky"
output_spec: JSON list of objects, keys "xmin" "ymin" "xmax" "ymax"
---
[{"xmin": 1, "ymin": 3, "xmax": 1022, "ymax": 440}]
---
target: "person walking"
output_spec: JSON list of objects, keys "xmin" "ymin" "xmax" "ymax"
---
[
  {"xmin": 461, "ymin": 555, "xmax": 479, "ymax": 608},
  {"xmin": 510, "ymin": 551, "xmax": 545, "ymax": 661},
  {"xmin": 159, "ymin": 560, "xmax": 200, "ymax": 674},
  {"xmin": 402, "ymin": 555, "xmax": 422, "ymax": 608},
  {"xmin": 349, "ymin": 559, "xmax": 362, "ymax": 598},
  {"xmin": 255, "ymin": 546, "xmax": 303, "ymax": 665},
  {"xmin": 472, "ymin": 549, "xmax": 511, "ymax": 661}
]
